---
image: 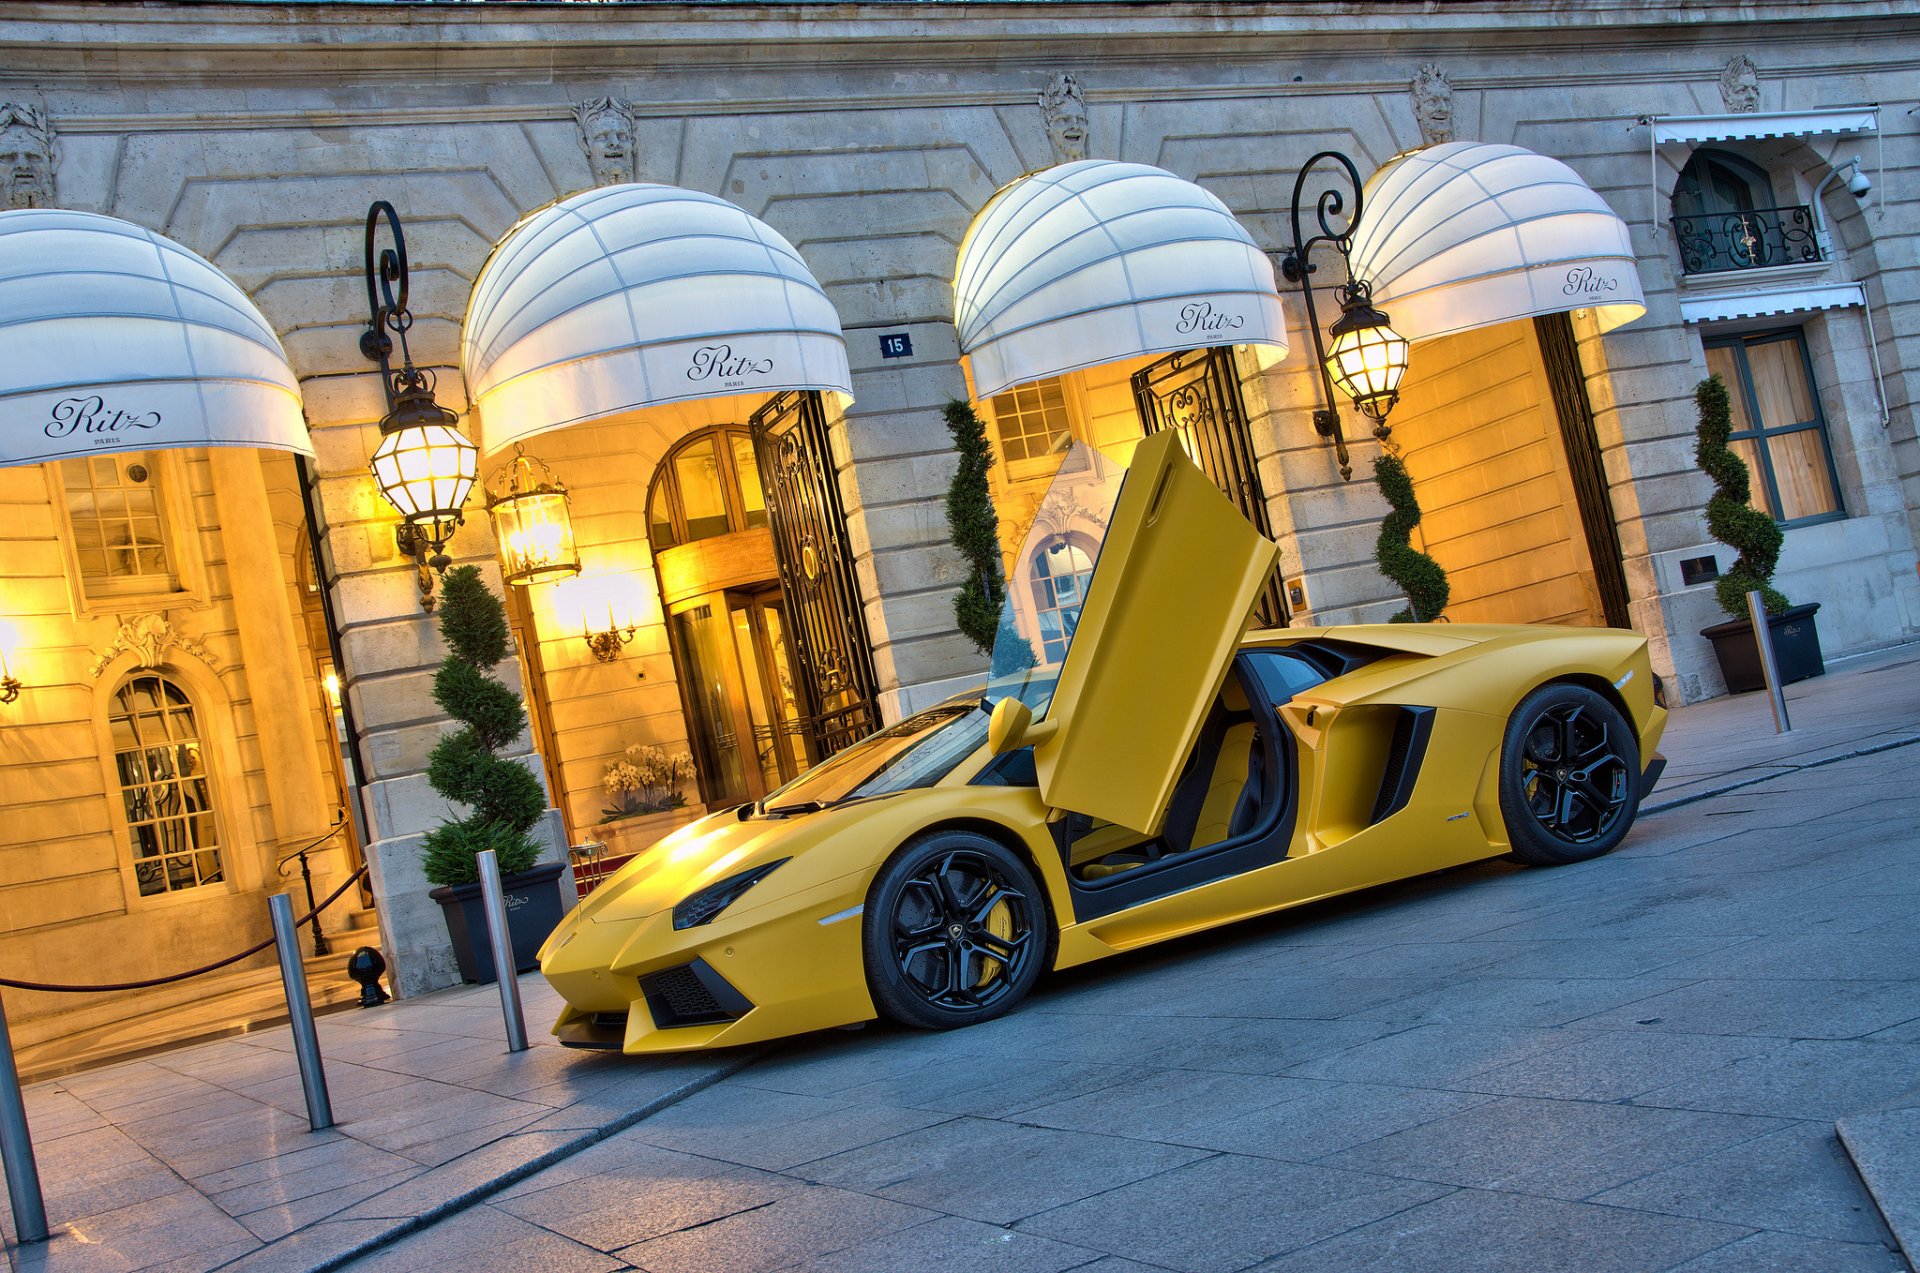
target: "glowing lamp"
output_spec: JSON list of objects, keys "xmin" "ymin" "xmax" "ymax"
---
[
  {"xmin": 485, "ymin": 447, "xmax": 580, "ymax": 587},
  {"xmin": 1324, "ymin": 285, "xmax": 1410, "ymax": 428}
]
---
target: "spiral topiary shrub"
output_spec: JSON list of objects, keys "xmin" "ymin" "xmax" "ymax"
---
[
  {"xmin": 420, "ymin": 565, "xmax": 544, "ymax": 887},
  {"xmin": 1373, "ymin": 452, "xmax": 1450, "ymax": 623},
  {"xmin": 1695, "ymin": 374, "xmax": 1789, "ymax": 620},
  {"xmin": 944, "ymin": 398, "xmax": 1008, "ymax": 656}
]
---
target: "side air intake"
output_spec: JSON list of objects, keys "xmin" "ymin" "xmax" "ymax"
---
[{"xmin": 1369, "ymin": 706, "xmax": 1436, "ymax": 825}]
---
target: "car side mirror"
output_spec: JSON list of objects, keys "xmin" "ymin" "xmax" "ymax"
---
[{"xmin": 988, "ymin": 697, "xmax": 1056, "ymax": 756}]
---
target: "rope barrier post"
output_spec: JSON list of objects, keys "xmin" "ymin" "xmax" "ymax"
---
[
  {"xmin": 476, "ymin": 850, "xmax": 528, "ymax": 1053},
  {"xmin": 268, "ymin": 894, "xmax": 334, "ymax": 1130},
  {"xmin": 0, "ymin": 990, "xmax": 48, "ymax": 1245},
  {"xmin": 1747, "ymin": 589, "xmax": 1792, "ymax": 734}
]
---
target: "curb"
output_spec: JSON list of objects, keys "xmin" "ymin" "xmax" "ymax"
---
[
  {"xmin": 1641, "ymin": 732, "xmax": 1920, "ymax": 816},
  {"xmin": 1837, "ymin": 1110, "xmax": 1920, "ymax": 1273}
]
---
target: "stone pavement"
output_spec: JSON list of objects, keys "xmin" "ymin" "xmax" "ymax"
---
[
  {"xmin": 3, "ymin": 641, "xmax": 1917, "ymax": 1272},
  {"xmin": 0, "ymin": 979, "xmax": 754, "ymax": 1271}
]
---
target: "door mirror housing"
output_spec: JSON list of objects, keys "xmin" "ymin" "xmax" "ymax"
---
[{"xmin": 988, "ymin": 696, "xmax": 1056, "ymax": 756}]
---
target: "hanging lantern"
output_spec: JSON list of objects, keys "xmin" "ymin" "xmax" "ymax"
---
[
  {"xmin": 1324, "ymin": 282, "xmax": 1410, "ymax": 429},
  {"xmin": 362, "ymin": 201, "xmax": 479, "ymax": 588},
  {"xmin": 485, "ymin": 446, "xmax": 581, "ymax": 587},
  {"xmin": 369, "ymin": 406, "xmax": 479, "ymax": 559}
]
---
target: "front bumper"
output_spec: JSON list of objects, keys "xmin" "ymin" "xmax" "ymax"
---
[{"xmin": 542, "ymin": 874, "xmax": 876, "ymax": 1054}]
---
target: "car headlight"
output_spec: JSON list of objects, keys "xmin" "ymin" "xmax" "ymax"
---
[{"xmin": 672, "ymin": 858, "xmax": 790, "ymax": 930}]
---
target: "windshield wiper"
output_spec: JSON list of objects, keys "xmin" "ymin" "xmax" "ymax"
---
[{"xmin": 761, "ymin": 799, "xmax": 827, "ymax": 817}]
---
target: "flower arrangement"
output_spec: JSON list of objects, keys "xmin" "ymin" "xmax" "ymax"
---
[{"xmin": 602, "ymin": 744, "xmax": 697, "ymax": 820}]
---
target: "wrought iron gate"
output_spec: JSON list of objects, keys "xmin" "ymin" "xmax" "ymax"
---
[
  {"xmin": 1131, "ymin": 347, "xmax": 1289, "ymax": 628},
  {"xmin": 748, "ymin": 390, "xmax": 879, "ymax": 759}
]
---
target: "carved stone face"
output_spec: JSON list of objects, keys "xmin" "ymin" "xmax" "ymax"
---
[
  {"xmin": 1720, "ymin": 58, "xmax": 1760, "ymax": 113},
  {"xmin": 1047, "ymin": 102, "xmax": 1088, "ymax": 163},
  {"xmin": 0, "ymin": 120, "xmax": 54, "ymax": 209},
  {"xmin": 1412, "ymin": 68, "xmax": 1455, "ymax": 146},
  {"xmin": 1041, "ymin": 74, "xmax": 1088, "ymax": 163},
  {"xmin": 579, "ymin": 107, "xmax": 635, "ymax": 186}
]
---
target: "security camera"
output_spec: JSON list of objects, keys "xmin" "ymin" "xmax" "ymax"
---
[{"xmin": 1846, "ymin": 167, "xmax": 1872, "ymax": 199}]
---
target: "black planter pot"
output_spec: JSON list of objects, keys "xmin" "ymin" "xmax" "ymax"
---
[
  {"xmin": 1700, "ymin": 601, "xmax": 1825, "ymax": 695},
  {"xmin": 428, "ymin": 860, "xmax": 568, "ymax": 985}
]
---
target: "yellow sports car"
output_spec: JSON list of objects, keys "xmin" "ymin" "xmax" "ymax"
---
[{"xmin": 540, "ymin": 431, "xmax": 1667, "ymax": 1053}]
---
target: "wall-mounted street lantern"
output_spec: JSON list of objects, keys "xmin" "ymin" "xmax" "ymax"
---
[
  {"xmin": 1280, "ymin": 150, "xmax": 1411, "ymax": 481},
  {"xmin": 485, "ymin": 446, "xmax": 581, "ymax": 587},
  {"xmin": 0, "ymin": 647, "xmax": 19, "ymax": 707},
  {"xmin": 362, "ymin": 201, "xmax": 478, "ymax": 608}
]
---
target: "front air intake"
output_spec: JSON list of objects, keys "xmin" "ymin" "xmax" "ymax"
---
[{"xmin": 638, "ymin": 958, "xmax": 754, "ymax": 1028}]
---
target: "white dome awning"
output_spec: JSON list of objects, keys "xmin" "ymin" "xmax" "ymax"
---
[
  {"xmin": 954, "ymin": 161, "xmax": 1288, "ymax": 400},
  {"xmin": 462, "ymin": 184, "xmax": 852, "ymax": 457},
  {"xmin": 0, "ymin": 209, "xmax": 309, "ymax": 468},
  {"xmin": 1345, "ymin": 142, "xmax": 1645, "ymax": 343}
]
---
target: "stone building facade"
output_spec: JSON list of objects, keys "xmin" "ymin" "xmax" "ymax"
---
[{"xmin": 0, "ymin": 1, "xmax": 1915, "ymax": 1022}]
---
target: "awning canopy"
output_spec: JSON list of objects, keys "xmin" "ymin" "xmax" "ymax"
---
[
  {"xmin": 1680, "ymin": 281, "xmax": 1863, "ymax": 325},
  {"xmin": 953, "ymin": 161, "xmax": 1287, "ymax": 400},
  {"xmin": 462, "ymin": 183, "xmax": 852, "ymax": 457},
  {"xmin": 1650, "ymin": 106, "xmax": 1878, "ymax": 146},
  {"xmin": 0, "ymin": 208, "xmax": 309, "ymax": 469},
  {"xmin": 1344, "ymin": 142, "xmax": 1645, "ymax": 344}
]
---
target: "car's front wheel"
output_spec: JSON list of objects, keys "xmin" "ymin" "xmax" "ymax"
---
[
  {"xmin": 1499, "ymin": 682, "xmax": 1641, "ymax": 866},
  {"xmin": 863, "ymin": 830, "xmax": 1046, "ymax": 1030}
]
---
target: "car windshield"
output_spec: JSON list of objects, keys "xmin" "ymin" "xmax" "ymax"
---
[
  {"xmin": 759, "ymin": 701, "xmax": 989, "ymax": 812},
  {"xmin": 984, "ymin": 440, "xmax": 1128, "ymax": 724}
]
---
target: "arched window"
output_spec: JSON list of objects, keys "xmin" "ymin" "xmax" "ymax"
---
[
  {"xmin": 646, "ymin": 426, "xmax": 768, "ymax": 550},
  {"xmin": 108, "ymin": 672, "xmax": 223, "ymax": 897},
  {"xmin": 1672, "ymin": 150, "xmax": 1814, "ymax": 274},
  {"xmin": 1029, "ymin": 535, "xmax": 1096, "ymax": 664},
  {"xmin": 1673, "ymin": 149, "xmax": 1771, "ymax": 219}
]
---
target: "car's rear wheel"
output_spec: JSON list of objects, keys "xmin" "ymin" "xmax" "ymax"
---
[
  {"xmin": 863, "ymin": 830, "xmax": 1045, "ymax": 1030},
  {"xmin": 1499, "ymin": 683, "xmax": 1641, "ymax": 866}
]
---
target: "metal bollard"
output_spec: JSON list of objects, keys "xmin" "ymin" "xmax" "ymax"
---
[
  {"xmin": 1747, "ymin": 589, "xmax": 1792, "ymax": 734},
  {"xmin": 0, "ymin": 990, "xmax": 48, "ymax": 1244},
  {"xmin": 476, "ymin": 850, "xmax": 528, "ymax": 1053},
  {"xmin": 268, "ymin": 894, "xmax": 334, "ymax": 1130}
]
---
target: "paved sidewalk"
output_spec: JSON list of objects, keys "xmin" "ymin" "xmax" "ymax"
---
[
  {"xmin": 1, "ymin": 640, "xmax": 1915, "ymax": 1272},
  {"xmin": 0, "ymin": 979, "xmax": 752, "ymax": 1271},
  {"xmin": 1646, "ymin": 641, "xmax": 1920, "ymax": 811}
]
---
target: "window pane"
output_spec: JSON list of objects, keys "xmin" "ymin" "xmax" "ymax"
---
[
  {"xmin": 1767, "ymin": 428, "xmax": 1839, "ymax": 521},
  {"xmin": 989, "ymin": 377, "xmax": 1072, "ymax": 468},
  {"xmin": 109, "ymin": 673, "xmax": 221, "ymax": 895},
  {"xmin": 731, "ymin": 434, "xmax": 768, "ymax": 530},
  {"xmin": 63, "ymin": 453, "xmax": 174, "ymax": 588},
  {"xmin": 1746, "ymin": 339, "xmax": 1817, "ymax": 428},
  {"xmin": 648, "ymin": 477, "xmax": 677, "ymax": 549},
  {"xmin": 673, "ymin": 437, "xmax": 730, "ymax": 541},
  {"xmin": 1729, "ymin": 436, "xmax": 1777, "ymax": 519},
  {"xmin": 1703, "ymin": 346, "xmax": 1756, "ymax": 433}
]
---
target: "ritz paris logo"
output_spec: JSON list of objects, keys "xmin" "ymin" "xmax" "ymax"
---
[
  {"xmin": 1174, "ymin": 301, "xmax": 1246, "ymax": 336},
  {"xmin": 687, "ymin": 343, "xmax": 775, "ymax": 384},
  {"xmin": 1562, "ymin": 266, "xmax": 1621, "ymax": 297},
  {"xmin": 43, "ymin": 395, "xmax": 162, "ymax": 441}
]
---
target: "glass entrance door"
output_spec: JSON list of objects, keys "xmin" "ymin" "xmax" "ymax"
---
[{"xmin": 671, "ymin": 586, "xmax": 816, "ymax": 808}]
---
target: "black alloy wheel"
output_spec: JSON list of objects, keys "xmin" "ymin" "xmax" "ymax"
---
[
  {"xmin": 1498, "ymin": 682, "xmax": 1641, "ymax": 866},
  {"xmin": 863, "ymin": 830, "xmax": 1046, "ymax": 1030}
]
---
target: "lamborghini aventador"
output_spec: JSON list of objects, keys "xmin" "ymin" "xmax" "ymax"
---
[{"xmin": 540, "ymin": 430, "xmax": 1667, "ymax": 1053}]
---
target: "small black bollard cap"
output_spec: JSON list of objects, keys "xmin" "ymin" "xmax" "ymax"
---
[{"xmin": 347, "ymin": 946, "xmax": 391, "ymax": 1007}]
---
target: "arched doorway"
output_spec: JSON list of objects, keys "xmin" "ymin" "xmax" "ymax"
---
[{"xmin": 648, "ymin": 424, "xmax": 818, "ymax": 807}]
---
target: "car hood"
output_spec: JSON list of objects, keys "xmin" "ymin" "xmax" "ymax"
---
[{"xmin": 568, "ymin": 794, "xmax": 912, "ymax": 928}]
